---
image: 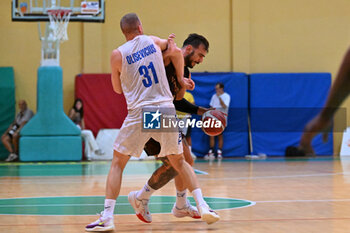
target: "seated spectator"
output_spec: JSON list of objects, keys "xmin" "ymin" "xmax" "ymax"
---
[
  {"xmin": 69, "ymin": 98, "xmax": 104, "ymax": 160},
  {"xmin": 1, "ymin": 100, "xmax": 34, "ymax": 162}
]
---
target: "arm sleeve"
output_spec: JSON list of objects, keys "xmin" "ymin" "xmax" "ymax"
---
[{"xmin": 173, "ymin": 98, "xmax": 199, "ymax": 115}]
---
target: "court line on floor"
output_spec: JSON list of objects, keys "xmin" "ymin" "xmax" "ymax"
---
[
  {"xmin": 0, "ymin": 168, "xmax": 208, "ymax": 178},
  {"xmin": 0, "ymin": 160, "xmax": 158, "ymax": 166},
  {"xmin": 0, "ymin": 195, "xmax": 255, "ymax": 216},
  {"xmin": 1, "ymin": 217, "xmax": 350, "ymax": 227},
  {"xmin": 1, "ymin": 197, "xmax": 348, "ymax": 208},
  {"xmin": 199, "ymin": 172, "xmax": 350, "ymax": 181},
  {"xmin": 1, "ymin": 171, "xmax": 349, "ymax": 184},
  {"xmin": 3, "ymin": 198, "xmax": 349, "ymax": 208},
  {"xmin": 229, "ymin": 217, "xmax": 350, "ymax": 222},
  {"xmin": 0, "ymin": 201, "xmax": 242, "ymax": 208},
  {"xmin": 256, "ymin": 199, "xmax": 350, "ymax": 204}
]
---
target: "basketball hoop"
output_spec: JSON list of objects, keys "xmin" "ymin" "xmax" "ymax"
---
[
  {"xmin": 12, "ymin": 0, "xmax": 105, "ymax": 67},
  {"xmin": 38, "ymin": 9, "xmax": 72, "ymax": 66},
  {"xmin": 47, "ymin": 9, "xmax": 72, "ymax": 42}
]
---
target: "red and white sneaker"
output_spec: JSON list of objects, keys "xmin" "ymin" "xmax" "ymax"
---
[
  {"xmin": 217, "ymin": 149, "xmax": 223, "ymax": 159},
  {"xmin": 171, "ymin": 199, "xmax": 201, "ymax": 219},
  {"xmin": 204, "ymin": 149, "xmax": 215, "ymax": 160},
  {"xmin": 128, "ymin": 191, "xmax": 152, "ymax": 223},
  {"xmin": 198, "ymin": 204, "xmax": 220, "ymax": 224}
]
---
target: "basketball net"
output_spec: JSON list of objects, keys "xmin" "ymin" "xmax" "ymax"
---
[{"xmin": 40, "ymin": 9, "xmax": 71, "ymax": 66}]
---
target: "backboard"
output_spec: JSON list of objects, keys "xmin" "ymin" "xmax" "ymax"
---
[{"xmin": 12, "ymin": 0, "xmax": 105, "ymax": 22}]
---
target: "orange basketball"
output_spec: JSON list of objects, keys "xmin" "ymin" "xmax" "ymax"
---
[{"xmin": 201, "ymin": 110, "xmax": 226, "ymax": 136}]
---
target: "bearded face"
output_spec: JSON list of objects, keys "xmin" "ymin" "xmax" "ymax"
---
[{"xmin": 184, "ymin": 44, "xmax": 207, "ymax": 68}]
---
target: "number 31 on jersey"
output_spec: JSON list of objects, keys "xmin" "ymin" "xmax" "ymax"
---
[{"xmin": 139, "ymin": 62, "xmax": 159, "ymax": 87}]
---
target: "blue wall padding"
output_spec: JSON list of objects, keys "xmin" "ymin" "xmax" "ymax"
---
[
  {"xmin": 20, "ymin": 136, "xmax": 82, "ymax": 161},
  {"xmin": 190, "ymin": 72, "xmax": 249, "ymax": 157},
  {"xmin": 249, "ymin": 73, "xmax": 333, "ymax": 156},
  {"xmin": 21, "ymin": 66, "xmax": 80, "ymax": 136},
  {"xmin": 0, "ymin": 67, "xmax": 15, "ymax": 160}
]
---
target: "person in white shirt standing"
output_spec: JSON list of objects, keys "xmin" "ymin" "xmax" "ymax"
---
[
  {"xmin": 85, "ymin": 13, "xmax": 219, "ymax": 232},
  {"xmin": 205, "ymin": 82, "xmax": 231, "ymax": 160}
]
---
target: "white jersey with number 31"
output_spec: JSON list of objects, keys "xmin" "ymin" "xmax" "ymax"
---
[{"xmin": 117, "ymin": 35, "xmax": 173, "ymax": 110}]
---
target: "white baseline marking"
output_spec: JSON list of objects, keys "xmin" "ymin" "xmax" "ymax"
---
[
  {"xmin": 1, "ymin": 172, "xmax": 350, "ymax": 184},
  {"xmin": 0, "ymin": 201, "xmax": 242, "ymax": 208},
  {"xmin": 256, "ymin": 199, "xmax": 350, "ymax": 204},
  {"xmin": 199, "ymin": 172, "xmax": 350, "ymax": 181}
]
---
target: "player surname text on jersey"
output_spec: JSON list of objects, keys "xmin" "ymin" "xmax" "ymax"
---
[{"xmin": 126, "ymin": 44, "xmax": 157, "ymax": 65}]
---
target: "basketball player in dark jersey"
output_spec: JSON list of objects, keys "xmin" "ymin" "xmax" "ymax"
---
[{"xmin": 128, "ymin": 33, "xmax": 211, "ymax": 222}]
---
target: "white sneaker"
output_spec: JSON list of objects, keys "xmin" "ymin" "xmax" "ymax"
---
[
  {"xmin": 5, "ymin": 153, "xmax": 18, "ymax": 162},
  {"xmin": 128, "ymin": 191, "xmax": 152, "ymax": 223},
  {"xmin": 217, "ymin": 150, "xmax": 223, "ymax": 160},
  {"xmin": 204, "ymin": 150, "xmax": 215, "ymax": 160},
  {"xmin": 198, "ymin": 204, "xmax": 220, "ymax": 225},
  {"xmin": 85, "ymin": 212, "xmax": 115, "ymax": 232},
  {"xmin": 171, "ymin": 199, "xmax": 201, "ymax": 219}
]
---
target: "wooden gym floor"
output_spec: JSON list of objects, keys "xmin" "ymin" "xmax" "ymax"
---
[{"xmin": 0, "ymin": 157, "xmax": 350, "ymax": 233}]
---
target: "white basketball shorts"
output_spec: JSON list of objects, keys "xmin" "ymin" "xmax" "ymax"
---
[{"xmin": 113, "ymin": 103, "xmax": 183, "ymax": 157}]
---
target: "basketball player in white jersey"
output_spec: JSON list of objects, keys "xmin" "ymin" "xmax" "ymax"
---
[{"xmin": 85, "ymin": 13, "xmax": 219, "ymax": 231}]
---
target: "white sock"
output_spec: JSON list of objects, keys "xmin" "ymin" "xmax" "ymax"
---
[
  {"xmin": 102, "ymin": 199, "xmax": 116, "ymax": 218},
  {"xmin": 176, "ymin": 189, "xmax": 187, "ymax": 209},
  {"xmin": 192, "ymin": 188, "xmax": 206, "ymax": 207},
  {"xmin": 136, "ymin": 183, "xmax": 156, "ymax": 200}
]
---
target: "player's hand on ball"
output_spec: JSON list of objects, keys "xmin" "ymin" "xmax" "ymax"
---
[
  {"xmin": 197, "ymin": 107, "xmax": 210, "ymax": 115},
  {"xmin": 201, "ymin": 110, "xmax": 227, "ymax": 136}
]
